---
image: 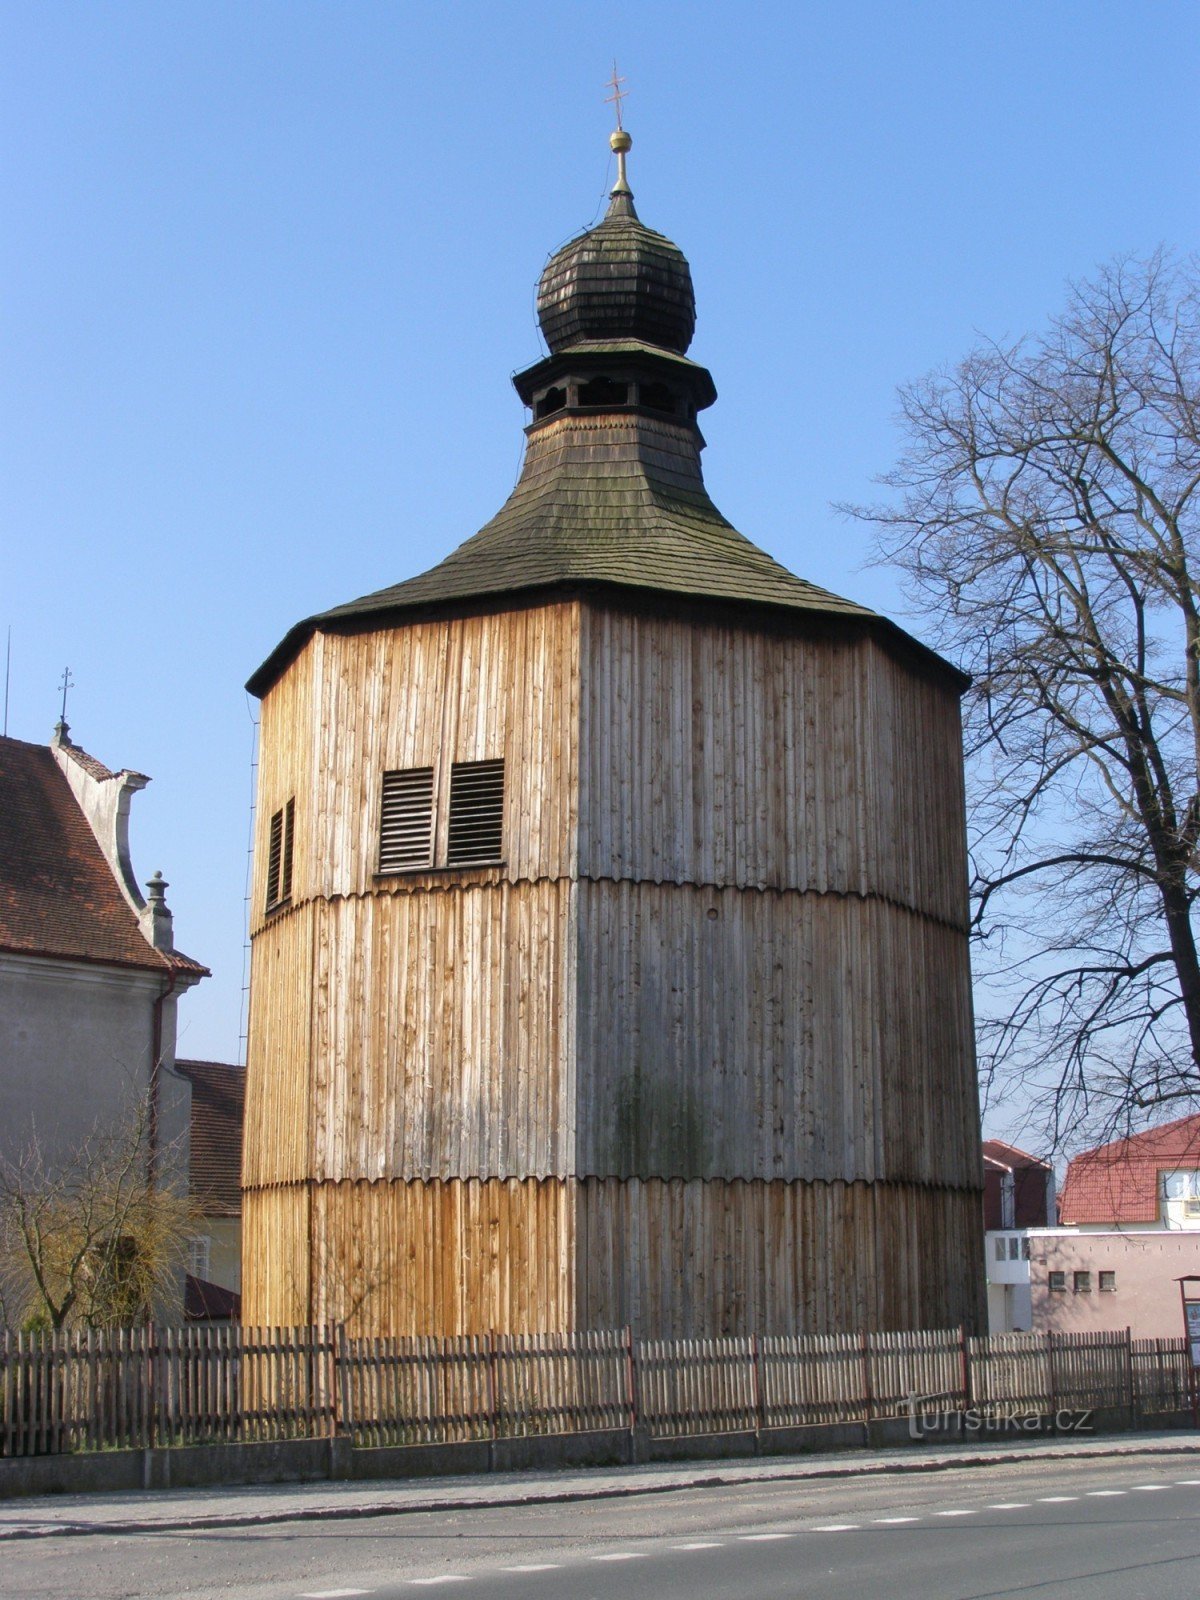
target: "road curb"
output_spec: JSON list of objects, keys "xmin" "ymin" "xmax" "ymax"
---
[{"xmin": 3, "ymin": 1434, "xmax": 1199, "ymax": 1542}]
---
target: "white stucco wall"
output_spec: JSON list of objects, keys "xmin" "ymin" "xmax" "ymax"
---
[{"xmin": 0, "ymin": 950, "xmax": 191, "ymax": 1174}]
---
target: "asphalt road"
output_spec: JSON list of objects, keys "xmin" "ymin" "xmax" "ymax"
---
[{"xmin": 6, "ymin": 1450, "xmax": 1200, "ymax": 1599}]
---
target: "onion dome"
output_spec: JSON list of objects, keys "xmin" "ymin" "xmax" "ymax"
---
[{"xmin": 536, "ymin": 130, "xmax": 696, "ymax": 355}]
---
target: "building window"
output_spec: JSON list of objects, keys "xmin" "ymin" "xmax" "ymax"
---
[
  {"xmin": 1099, "ymin": 1270, "xmax": 1117, "ymax": 1292},
  {"xmin": 1161, "ymin": 1170, "xmax": 1200, "ymax": 1225},
  {"xmin": 377, "ymin": 759, "xmax": 505, "ymax": 874},
  {"xmin": 1008, "ymin": 1236, "xmax": 1021, "ymax": 1260},
  {"xmin": 1073, "ymin": 1271, "xmax": 1092, "ymax": 1294},
  {"xmin": 639, "ymin": 380, "xmax": 676, "ymax": 414},
  {"xmin": 535, "ymin": 385, "xmax": 566, "ymax": 419},
  {"xmin": 578, "ymin": 375, "xmax": 628, "ymax": 408},
  {"xmin": 994, "ymin": 1236, "xmax": 1007, "ymax": 1262},
  {"xmin": 188, "ymin": 1235, "xmax": 211, "ymax": 1281},
  {"xmin": 446, "ymin": 759, "xmax": 505, "ymax": 866},
  {"xmin": 1022, "ymin": 1237, "xmax": 1031, "ymax": 1259},
  {"xmin": 379, "ymin": 767, "xmax": 435, "ymax": 871},
  {"xmin": 1049, "ymin": 1271, "xmax": 1067, "ymax": 1293},
  {"xmin": 265, "ymin": 798, "xmax": 295, "ymax": 912}
]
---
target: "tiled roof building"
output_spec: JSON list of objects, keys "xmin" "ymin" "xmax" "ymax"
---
[
  {"xmin": 1057, "ymin": 1114, "xmax": 1200, "ymax": 1225},
  {"xmin": 177, "ymin": 1059, "xmax": 245, "ymax": 1217},
  {"xmin": 0, "ymin": 724, "xmax": 208, "ymax": 1284},
  {"xmin": 982, "ymin": 1138, "xmax": 1054, "ymax": 1231},
  {"xmin": 0, "ymin": 734, "xmax": 204, "ymax": 976},
  {"xmin": 176, "ymin": 1059, "xmax": 244, "ymax": 1321}
]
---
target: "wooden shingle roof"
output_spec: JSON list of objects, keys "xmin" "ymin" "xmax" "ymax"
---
[
  {"xmin": 330, "ymin": 415, "xmax": 873, "ymax": 621},
  {"xmin": 537, "ymin": 193, "xmax": 696, "ymax": 355},
  {"xmin": 247, "ymin": 411, "xmax": 911, "ymax": 695}
]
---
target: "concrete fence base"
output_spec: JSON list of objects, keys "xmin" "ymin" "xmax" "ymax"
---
[{"xmin": 0, "ymin": 1410, "xmax": 1195, "ymax": 1501}]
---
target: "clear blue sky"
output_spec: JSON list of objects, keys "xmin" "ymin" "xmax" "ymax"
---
[{"xmin": 3, "ymin": 2, "xmax": 1198, "ymax": 1115}]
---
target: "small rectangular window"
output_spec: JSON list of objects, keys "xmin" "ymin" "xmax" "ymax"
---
[
  {"xmin": 379, "ymin": 767, "xmax": 435, "ymax": 871},
  {"xmin": 446, "ymin": 759, "xmax": 505, "ymax": 866},
  {"xmin": 187, "ymin": 1235, "xmax": 211, "ymax": 1280},
  {"xmin": 1099, "ymin": 1270, "xmax": 1116, "ymax": 1292},
  {"xmin": 1008, "ymin": 1237, "xmax": 1021, "ymax": 1260},
  {"xmin": 1074, "ymin": 1270, "xmax": 1092, "ymax": 1294},
  {"xmin": 265, "ymin": 799, "xmax": 295, "ymax": 912},
  {"xmin": 994, "ymin": 1237, "xmax": 1007, "ymax": 1262},
  {"xmin": 1022, "ymin": 1237, "xmax": 1031, "ymax": 1260},
  {"xmin": 1049, "ymin": 1271, "xmax": 1067, "ymax": 1293}
]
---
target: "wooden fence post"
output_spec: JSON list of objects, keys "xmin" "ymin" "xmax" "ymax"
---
[
  {"xmin": 487, "ymin": 1330, "xmax": 499, "ymax": 1442},
  {"xmin": 751, "ymin": 1334, "xmax": 764, "ymax": 1436},
  {"xmin": 1161, "ymin": 1335, "xmax": 1177, "ymax": 1416},
  {"xmin": 958, "ymin": 1325, "xmax": 971, "ymax": 1414},
  {"xmin": 334, "ymin": 1324, "xmax": 351, "ymax": 1439},
  {"xmin": 1, "ymin": 1331, "xmax": 9, "ymax": 1460},
  {"xmin": 1124, "ymin": 1327, "xmax": 1135, "ymax": 1425},
  {"xmin": 1046, "ymin": 1331, "xmax": 1057, "ymax": 1419},
  {"xmin": 624, "ymin": 1325, "xmax": 638, "ymax": 1431},
  {"xmin": 861, "ymin": 1330, "xmax": 873, "ymax": 1425}
]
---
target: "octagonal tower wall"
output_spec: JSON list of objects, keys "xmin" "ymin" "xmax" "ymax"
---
[{"xmin": 243, "ymin": 594, "xmax": 983, "ymax": 1336}]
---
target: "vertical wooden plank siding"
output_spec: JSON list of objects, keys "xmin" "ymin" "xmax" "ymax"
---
[
  {"xmin": 577, "ymin": 608, "xmax": 969, "ymax": 922},
  {"xmin": 574, "ymin": 885, "xmax": 977, "ymax": 1186},
  {"xmin": 243, "ymin": 596, "xmax": 982, "ymax": 1337},
  {"xmin": 575, "ymin": 1178, "xmax": 984, "ymax": 1337}
]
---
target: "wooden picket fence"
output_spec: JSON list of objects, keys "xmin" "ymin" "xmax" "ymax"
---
[
  {"xmin": 340, "ymin": 1329, "xmax": 632, "ymax": 1447},
  {"xmin": 967, "ymin": 1330, "xmax": 1135, "ymax": 1417},
  {"xmin": 0, "ymin": 1326, "xmax": 337, "ymax": 1457},
  {"xmin": 1, "ymin": 1324, "xmax": 1193, "ymax": 1458}
]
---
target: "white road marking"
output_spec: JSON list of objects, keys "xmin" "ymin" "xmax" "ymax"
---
[
  {"xmin": 673, "ymin": 1541, "xmax": 723, "ymax": 1549},
  {"xmin": 500, "ymin": 1565, "xmax": 562, "ymax": 1573},
  {"xmin": 410, "ymin": 1580, "xmax": 470, "ymax": 1588},
  {"xmin": 1177, "ymin": 1479, "xmax": 1200, "ymax": 1485},
  {"xmin": 1037, "ymin": 1496, "xmax": 1078, "ymax": 1503},
  {"xmin": 813, "ymin": 1524, "xmax": 859, "ymax": 1531},
  {"xmin": 874, "ymin": 1516, "xmax": 918, "ymax": 1524},
  {"xmin": 591, "ymin": 1553, "xmax": 646, "ymax": 1562},
  {"xmin": 989, "ymin": 1503, "xmax": 1030, "ymax": 1509},
  {"xmin": 301, "ymin": 1592, "xmax": 373, "ymax": 1599},
  {"xmin": 1088, "ymin": 1490, "xmax": 1126, "ymax": 1497},
  {"xmin": 738, "ymin": 1533, "xmax": 793, "ymax": 1541},
  {"xmin": 1132, "ymin": 1484, "xmax": 1169, "ymax": 1492},
  {"xmin": 935, "ymin": 1509, "xmax": 975, "ymax": 1517}
]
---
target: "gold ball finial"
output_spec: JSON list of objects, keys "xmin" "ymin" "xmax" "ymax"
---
[{"xmin": 610, "ymin": 128, "xmax": 632, "ymax": 154}]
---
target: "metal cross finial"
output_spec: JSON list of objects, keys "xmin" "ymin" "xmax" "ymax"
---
[
  {"xmin": 605, "ymin": 62, "xmax": 628, "ymax": 131},
  {"xmin": 58, "ymin": 666, "xmax": 74, "ymax": 722}
]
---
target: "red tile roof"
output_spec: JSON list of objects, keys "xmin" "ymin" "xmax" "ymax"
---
[
  {"xmin": 177, "ymin": 1059, "xmax": 244, "ymax": 1216},
  {"xmin": 1058, "ymin": 1114, "xmax": 1200, "ymax": 1224},
  {"xmin": 59, "ymin": 742, "xmax": 125, "ymax": 783},
  {"xmin": 0, "ymin": 735, "xmax": 206, "ymax": 977}
]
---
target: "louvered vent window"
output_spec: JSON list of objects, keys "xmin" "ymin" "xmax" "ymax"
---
[
  {"xmin": 446, "ymin": 759, "xmax": 505, "ymax": 866},
  {"xmin": 379, "ymin": 767, "xmax": 435, "ymax": 871},
  {"xmin": 265, "ymin": 797, "xmax": 295, "ymax": 912}
]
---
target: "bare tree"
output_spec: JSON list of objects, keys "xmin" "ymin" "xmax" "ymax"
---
[
  {"xmin": 849, "ymin": 252, "xmax": 1200, "ymax": 1148},
  {"xmin": 0, "ymin": 1095, "xmax": 198, "ymax": 1331}
]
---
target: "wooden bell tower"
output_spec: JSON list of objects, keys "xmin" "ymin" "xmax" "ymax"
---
[{"xmin": 242, "ymin": 124, "xmax": 985, "ymax": 1338}]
